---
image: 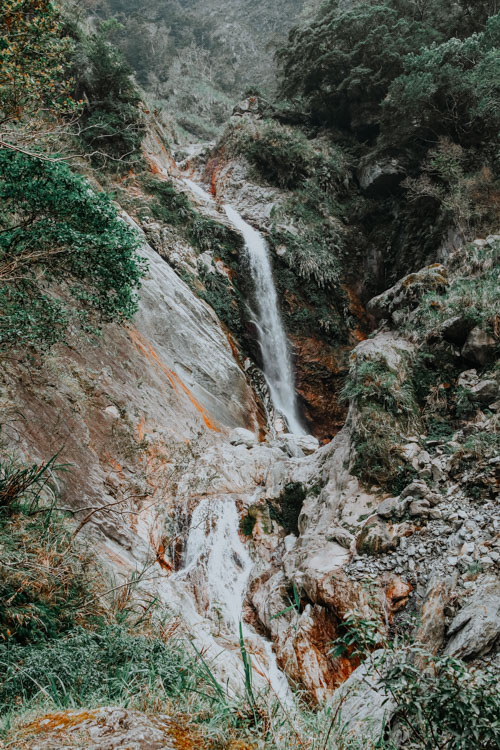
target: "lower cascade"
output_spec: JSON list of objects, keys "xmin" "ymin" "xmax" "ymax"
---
[
  {"xmin": 224, "ymin": 205, "xmax": 305, "ymax": 436},
  {"xmin": 174, "ymin": 496, "xmax": 292, "ymax": 704}
]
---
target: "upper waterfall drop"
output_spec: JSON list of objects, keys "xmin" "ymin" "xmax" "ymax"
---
[{"xmin": 224, "ymin": 205, "xmax": 306, "ymax": 436}]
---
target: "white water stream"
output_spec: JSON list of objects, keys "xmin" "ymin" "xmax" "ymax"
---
[
  {"xmin": 181, "ymin": 177, "xmax": 305, "ymax": 435},
  {"xmin": 174, "ymin": 496, "xmax": 292, "ymax": 703},
  {"xmin": 169, "ymin": 175, "xmax": 305, "ymax": 704},
  {"xmin": 223, "ymin": 206, "xmax": 305, "ymax": 436}
]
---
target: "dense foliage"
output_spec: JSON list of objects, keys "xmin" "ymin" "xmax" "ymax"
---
[
  {"xmin": 0, "ymin": 456, "xmax": 100, "ymax": 644},
  {"xmin": 0, "ymin": 0, "xmax": 76, "ymax": 146},
  {"xmin": 278, "ymin": 0, "xmax": 499, "ymax": 136},
  {"xmin": 276, "ymin": 0, "xmax": 500, "ymax": 284},
  {"xmin": 0, "ymin": 150, "xmax": 144, "ymax": 351},
  {"xmin": 71, "ymin": 28, "xmax": 145, "ymax": 169}
]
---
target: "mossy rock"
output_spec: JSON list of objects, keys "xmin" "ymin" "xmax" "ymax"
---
[{"xmin": 356, "ymin": 518, "xmax": 399, "ymax": 556}]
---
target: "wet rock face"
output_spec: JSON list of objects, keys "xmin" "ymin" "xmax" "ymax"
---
[
  {"xmin": 0, "ymin": 232, "xmax": 260, "ymax": 611},
  {"xmin": 9, "ymin": 707, "xmax": 200, "ymax": 749},
  {"xmin": 292, "ymin": 336, "xmax": 350, "ymax": 441}
]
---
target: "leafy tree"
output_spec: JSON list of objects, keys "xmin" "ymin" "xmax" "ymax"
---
[
  {"xmin": 0, "ymin": 150, "xmax": 145, "ymax": 351},
  {"xmin": 383, "ymin": 13, "xmax": 500, "ymax": 148},
  {"xmin": 277, "ymin": 1, "xmax": 437, "ymax": 133},
  {"xmin": 73, "ymin": 30, "xmax": 145, "ymax": 170},
  {"xmin": 276, "ymin": 0, "xmax": 500, "ymax": 278},
  {"xmin": 278, "ymin": 1, "xmax": 500, "ymax": 136},
  {"xmin": 0, "ymin": 0, "xmax": 76, "ymax": 146}
]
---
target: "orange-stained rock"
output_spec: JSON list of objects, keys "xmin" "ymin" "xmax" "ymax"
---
[
  {"xmin": 292, "ymin": 336, "xmax": 351, "ymax": 442},
  {"xmin": 416, "ymin": 577, "xmax": 455, "ymax": 655},
  {"xmin": 380, "ymin": 573, "xmax": 413, "ymax": 618},
  {"xmin": 274, "ymin": 603, "xmax": 343, "ymax": 703},
  {"xmin": 9, "ymin": 707, "xmax": 202, "ymax": 749}
]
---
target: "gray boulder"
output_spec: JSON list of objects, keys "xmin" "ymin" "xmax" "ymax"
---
[
  {"xmin": 229, "ymin": 427, "xmax": 258, "ymax": 448},
  {"xmin": 461, "ymin": 327, "xmax": 496, "ymax": 367},
  {"xmin": 327, "ymin": 526, "xmax": 355, "ymax": 549},
  {"xmin": 377, "ymin": 496, "xmax": 407, "ymax": 520},
  {"xmin": 334, "ymin": 650, "xmax": 395, "ymax": 741},
  {"xmin": 468, "ymin": 379, "xmax": 499, "ymax": 404},
  {"xmin": 401, "ymin": 480, "xmax": 441, "ymax": 506},
  {"xmin": 409, "ymin": 498, "xmax": 431, "ymax": 518},
  {"xmin": 445, "ymin": 577, "xmax": 500, "ymax": 659},
  {"xmin": 356, "ymin": 518, "xmax": 400, "ymax": 555}
]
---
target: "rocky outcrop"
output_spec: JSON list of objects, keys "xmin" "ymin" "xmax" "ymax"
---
[
  {"xmin": 333, "ymin": 651, "xmax": 395, "ymax": 742},
  {"xmin": 416, "ymin": 576, "xmax": 457, "ymax": 655},
  {"xmin": 232, "ymin": 96, "xmax": 274, "ymax": 120},
  {"xmin": 9, "ymin": 707, "xmax": 201, "ymax": 749},
  {"xmin": 292, "ymin": 335, "xmax": 350, "ymax": 441},
  {"xmin": 367, "ymin": 264, "xmax": 448, "ymax": 325},
  {"xmin": 357, "ymin": 154, "xmax": 404, "ymax": 196},
  {"xmin": 445, "ymin": 577, "xmax": 500, "ymax": 659},
  {"xmin": 461, "ymin": 326, "xmax": 497, "ymax": 366}
]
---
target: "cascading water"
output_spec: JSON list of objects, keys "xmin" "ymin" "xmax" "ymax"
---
[
  {"xmin": 223, "ymin": 205, "xmax": 305, "ymax": 436},
  {"xmin": 168, "ymin": 175, "xmax": 302, "ymax": 704},
  {"xmin": 174, "ymin": 495, "xmax": 292, "ymax": 703},
  {"xmin": 179, "ymin": 176, "xmax": 305, "ymax": 435}
]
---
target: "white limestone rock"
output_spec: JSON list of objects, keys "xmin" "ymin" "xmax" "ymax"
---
[
  {"xmin": 445, "ymin": 577, "xmax": 500, "ymax": 659},
  {"xmin": 229, "ymin": 427, "xmax": 258, "ymax": 448}
]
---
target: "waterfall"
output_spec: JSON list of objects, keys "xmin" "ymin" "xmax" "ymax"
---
[
  {"xmin": 174, "ymin": 495, "xmax": 292, "ymax": 704},
  {"xmin": 183, "ymin": 178, "xmax": 214, "ymax": 204},
  {"xmin": 223, "ymin": 205, "xmax": 305, "ymax": 436}
]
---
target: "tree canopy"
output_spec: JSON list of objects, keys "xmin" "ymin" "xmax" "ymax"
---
[
  {"xmin": 0, "ymin": 0, "xmax": 78, "ymax": 154},
  {"xmin": 278, "ymin": 0, "xmax": 500, "ymax": 142},
  {"xmin": 0, "ymin": 150, "xmax": 145, "ymax": 351}
]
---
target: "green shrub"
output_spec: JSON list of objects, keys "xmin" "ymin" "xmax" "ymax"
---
[
  {"xmin": 239, "ymin": 512, "xmax": 257, "ymax": 537},
  {"xmin": 277, "ymin": 1, "xmax": 500, "ymax": 282},
  {"xmin": 269, "ymin": 482, "xmax": 307, "ymax": 535},
  {"xmin": 0, "ymin": 456, "xmax": 104, "ymax": 645},
  {"xmin": 0, "ymin": 0, "xmax": 77, "ymax": 147},
  {"xmin": 140, "ymin": 176, "xmax": 193, "ymax": 226},
  {"xmin": 351, "ymin": 404, "xmax": 412, "ymax": 490},
  {"xmin": 230, "ymin": 119, "xmax": 315, "ymax": 189},
  {"xmin": 0, "ymin": 150, "xmax": 145, "ymax": 352},
  {"xmin": 277, "ymin": 2, "xmax": 434, "ymax": 131},
  {"xmin": 74, "ymin": 32, "xmax": 145, "ymax": 170},
  {"xmin": 342, "ymin": 347, "xmax": 420, "ymax": 488},
  {"xmin": 341, "ymin": 354, "xmax": 417, "ymax": 422},
  {"xmin": 381, "ymin": 649, "xmax": 500, "ymax": 749}
]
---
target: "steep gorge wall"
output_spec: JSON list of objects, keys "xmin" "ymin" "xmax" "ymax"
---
[{"xmin": 0, "ymin": 228, "xmax": 259, "ymax": 577}]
